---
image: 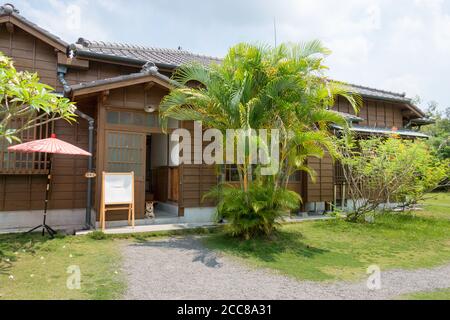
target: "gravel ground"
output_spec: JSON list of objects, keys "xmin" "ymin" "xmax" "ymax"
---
[{"xmin": 121, "ymin": 237, "xmax": 450, "ymax": 300}]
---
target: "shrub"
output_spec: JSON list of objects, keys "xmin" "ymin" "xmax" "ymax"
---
[
  {"xmin": 338, "ymin": 136, "xmax": 449, "ymax": 222},
  {"xmin": 205, "ymin": 182, "xmax": 301, "ymax": 239}
]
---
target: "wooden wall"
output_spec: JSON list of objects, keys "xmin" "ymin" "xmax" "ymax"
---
[
  {"xmin": 0, "ymin": 25, "xmax": 58, "ymax": 89},
  {"xmin": 65, "ymin": 61, "xmax": 139, "ymax": 86},
  {"xmin": 179, "ymin": 121, "xmax": 217, "ymax": 210},
  {"xmin": 335, "ymin": 96, "xmax": 405, "ymax": 129},
  {"xmin": 0, "ymin": 24, "xmax": 94, "ymax": 212},
  {"xmin": 49, "ymin": 105, "xmax": 96, "ymax": 210},
  {"xmin": 305, "ymin": 153, "xmax": 334, "ymax": 203}
]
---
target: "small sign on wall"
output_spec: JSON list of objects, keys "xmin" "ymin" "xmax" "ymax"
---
[{"xmin": 100, "ymin": 172, "xmax": 135, "ymax": 230}]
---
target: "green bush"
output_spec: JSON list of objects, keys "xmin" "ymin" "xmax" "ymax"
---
[
  {"xmin": 338, "ymin": 137, "xmax": 449, "ymax": 221},
  {"xmin": 88, "ymin": 231, "xmax": 109, "ymax": 240},
  {"xmin": 205, "ymin": 182, "xmax": 301, "ymax": 240}
]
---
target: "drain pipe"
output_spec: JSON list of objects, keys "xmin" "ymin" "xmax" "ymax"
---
[{"xmin": 58, "ymin": 65, "xmax": 95, "ymax": 229}]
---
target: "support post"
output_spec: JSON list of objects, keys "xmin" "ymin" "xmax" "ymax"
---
[{"xmin": 342, "ymin": 183, "xmax": 346, "ymax": 209}]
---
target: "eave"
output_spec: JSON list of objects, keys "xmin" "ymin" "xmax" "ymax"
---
[{"xmin": 69, "ymin": 70, "xmax": 175, "ymax": 99}]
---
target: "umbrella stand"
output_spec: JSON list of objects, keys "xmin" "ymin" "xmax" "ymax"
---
[
  {"xmin": 26, "ymin": 154, "xmax": 57, "ymax": 238},
  {"xmin": 8, "ymin": 133, "xmax": 91, "ymax": 238}
]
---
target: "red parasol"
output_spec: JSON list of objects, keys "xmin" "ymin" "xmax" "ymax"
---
[
  {"xmin": 8, "ymin": 133, "xmax": 91, "ymax": 237},
  {"xmin": 8, "ymin": 133, "xmax": 91, "ymax": 156}
]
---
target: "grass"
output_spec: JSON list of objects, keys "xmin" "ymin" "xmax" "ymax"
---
[
  {"xmin": 1, "ymin": 193, "xmax": 448, "ymax": 298},
  {"xmin": 203, "ymin": 192, "xmax": 450, "ymax": 282},
  {"xmin": 415, "ymin": 192, "xmax": 450, "ymax": 220},
  {"xmin": 0, "ymin": 233, "xmax": 125, "ymax": 300},
  {"xmin": 0, "ymin": 226, "xmax": 218, "ymax": 300},
  {"xmin": 399, "ymin": 288, "xmax": 450, "ymax": 300}
]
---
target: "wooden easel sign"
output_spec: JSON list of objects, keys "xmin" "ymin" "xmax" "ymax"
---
[{"xmin": 100, "ymin": 172, "xmax": 135, "ymax": 231}]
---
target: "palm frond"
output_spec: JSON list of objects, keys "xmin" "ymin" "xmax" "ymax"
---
[{"xmin": 172, "ymin": 63, "xmax": 211, "ymax": 86}]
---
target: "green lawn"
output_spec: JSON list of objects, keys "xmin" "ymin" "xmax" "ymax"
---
[
  {"xmin": 400, "ymin": 288, "xmax": 450, "ymax": 300},
  {"xmin": 0, "ymin": 227, "xmax": 215, "ymax": 300},
  {"xmin": 0, "ymin": 233, "xmax": 125, "ymax": 300},
  {"xmin": 1, "ymin": 194, "xmax": 449, "ymax": 298},
  {"xmin": 203, "ymin": 192, "xmax": 450, "ymax": 282},
  {"xmin": 416, "ymin": 192, "xmax": 450, "ymax": 220}
]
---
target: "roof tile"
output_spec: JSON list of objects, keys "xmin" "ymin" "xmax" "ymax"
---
[{"xmin": 74, "ymin": 38, "xmax": 221, "ymax": 67}]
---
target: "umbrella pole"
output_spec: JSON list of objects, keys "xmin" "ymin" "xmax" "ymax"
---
[{"xmin": 27, "ymin": 154, "xmax": 57, "ymax": 238}]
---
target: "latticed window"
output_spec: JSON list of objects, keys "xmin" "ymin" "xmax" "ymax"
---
[
  {"xmin": 334, "ymin": 161, "xmax": 346, "ymax": 184},
  {"xmin": 225, "ymin": 165, "xmax": 240, "ymax": 182},
  {"xmin": 0, "ymin": 117, "xmax": 51, "ymax": 174},
  {"xmin": 106, "ymin": 110, "xmax": 178, "ymax": 129},
  {"xmin": 106, "ymin": 131, "xmax": 145, "ymax": 178}
]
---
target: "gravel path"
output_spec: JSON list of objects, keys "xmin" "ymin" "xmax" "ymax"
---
[{"xmin": 121, "ymin": 237, "xmax": 450, "ymax": 300}]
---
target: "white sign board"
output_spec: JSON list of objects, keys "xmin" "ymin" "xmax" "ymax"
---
[{"xmin": 103, "ymin": 173, "xmax": 134, "ymax": 205}]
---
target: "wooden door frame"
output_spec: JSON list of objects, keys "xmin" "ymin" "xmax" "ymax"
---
[{"xmin": 103, "ymin": 130, "xmax": 146, "ymax": 220}]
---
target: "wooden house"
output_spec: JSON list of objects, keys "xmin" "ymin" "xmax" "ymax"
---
[{"xmin": 0, "ymin": 4, "xmax": 430, "ymax": 232}]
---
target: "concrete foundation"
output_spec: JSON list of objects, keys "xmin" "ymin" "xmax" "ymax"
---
[
  {"xmin": 184, "ymin": 207, "xmax": 217, "ymax": 223},
  {"xmin": 0, "ymin": 209, "xmax": 91, "ymax": 234},
  {"xmin": 304, "ymin": 202, "xmax": 326, "ymax": 213}
]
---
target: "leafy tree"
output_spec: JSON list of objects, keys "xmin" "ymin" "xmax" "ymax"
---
[
  {"xmin": 161, "ymin": 43, "xmax": 360, "ymax": 192},
  {"xmin": 422, "ymin": 103, "xmax": 450, "ymax": 161},
  {"xmin": 0, "ymin": 52, "xmax": 76, "ymax": 143},
  {"xmin": 338, "ymin": 136, "xmax": 448, "ymax": 222},
  {"xmin": 160, "ymin": 42, "xmax": 360, "ymax": 238}
]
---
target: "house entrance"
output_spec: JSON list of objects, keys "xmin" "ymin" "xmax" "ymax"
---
[{"xmin": 145, "ymin": 134, "xmax": 180, "ymax": 219}]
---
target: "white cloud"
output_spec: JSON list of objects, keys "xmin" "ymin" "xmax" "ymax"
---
[
  {"xmin": 14, "ymin": 0, "xmax": 110, "ymax": 42},
  {"xmin": 383, "ymin": 74, "xmax": 422, "ymax": 98},
  {"xmin": 327, "ymin": 36, "xmax": 371, "ymax": 65}
]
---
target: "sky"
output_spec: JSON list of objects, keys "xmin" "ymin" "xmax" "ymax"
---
[{"xmin": 10, "ymin": 0, "xmax": 450, "ymax": 112}]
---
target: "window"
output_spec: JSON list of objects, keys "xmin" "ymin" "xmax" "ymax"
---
[
  {"xmin": 106, "ymin": 132, "xmax": 144, "ymax": 177},
  {"xmin": 289, "ymin": 171, "xmax": 302, "ymax": 182},
  {"xmin": 225, "ymin": 165, "xmax": 240, "ymax": 182},
  {"xmin": 107, "ymin": 111, "xmax": 160, "ymax": 128},
  {"xmin": 225, "ymin": 165, "xmax": 277, "ymax": 182},
  {"xmin": 0, "ymin": 117, "xmax": 50, "ymax": 174}
]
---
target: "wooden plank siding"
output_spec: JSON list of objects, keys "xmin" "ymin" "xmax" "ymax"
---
[
  {"xmin": 179, "ymin": 121, "xmax": 217, "ymax": 210},
  {"xmin": 0, "ymin": 24, "xmax": 95, "ymax": 212},
  {"xmin": 65, "ymin": 61, "xmax": 140, "ymax": 87},
  {"xmin": 305, "ymin": 153, "xmax": 334, "ymax": 203},
  {"xmin": 334, "ymin": 96, "xmax": 405, "ymax": 129},
  {"xmin": 0, "ymin": 25, "xmax": 59, "ymax": 89}
]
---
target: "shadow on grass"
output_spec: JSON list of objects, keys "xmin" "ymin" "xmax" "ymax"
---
[
  {"xmin": 203, "ymin": 230, "xmax": 329, "ymax": 264},
  {"xmin": 0, "ymin": 233, "xmax": 64, "ymax": 275}
]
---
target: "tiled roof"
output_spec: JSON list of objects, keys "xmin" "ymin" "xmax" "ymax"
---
[
  {"xmin": 0, "ymin": 4, "xmax": 427, "ymax": 118},
  {"xmin": 72, "ymin": 38, "xmax": 222, "ymax": 68},
  {"xmin": 0, "ymin": 4, "xmax": 67, "ymax": 50},
  {"xmin": 71, "ymin": 39, "xmax": 425, "ymax": 115},
  {"xmin": 332, "ymin": 124, "xmax": 429, "ymax": 139},
  {"xmin": 338, "ymin": 82, "xmax": 425, "ymax": 117},
  {"xmin": 333, "ymin": 110, "xmax": 364, "ymax": 123},
  {"xmin": 346, "ymin": 83, "xmax": 411, "ymax": 104}
]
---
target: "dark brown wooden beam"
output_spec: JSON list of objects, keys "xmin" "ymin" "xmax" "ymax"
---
[
  {"xmin": 57, "ymin": 52, "xmax": 89, "ymax": 70},
  {"xmin": 5, "ymin": 22, "xmax": 14, "ymax": 33}
]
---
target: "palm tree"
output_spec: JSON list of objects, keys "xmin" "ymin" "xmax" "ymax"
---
[{"xmin": 160, "ymin": 41, "xmax": 361, "ymax": 192}]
